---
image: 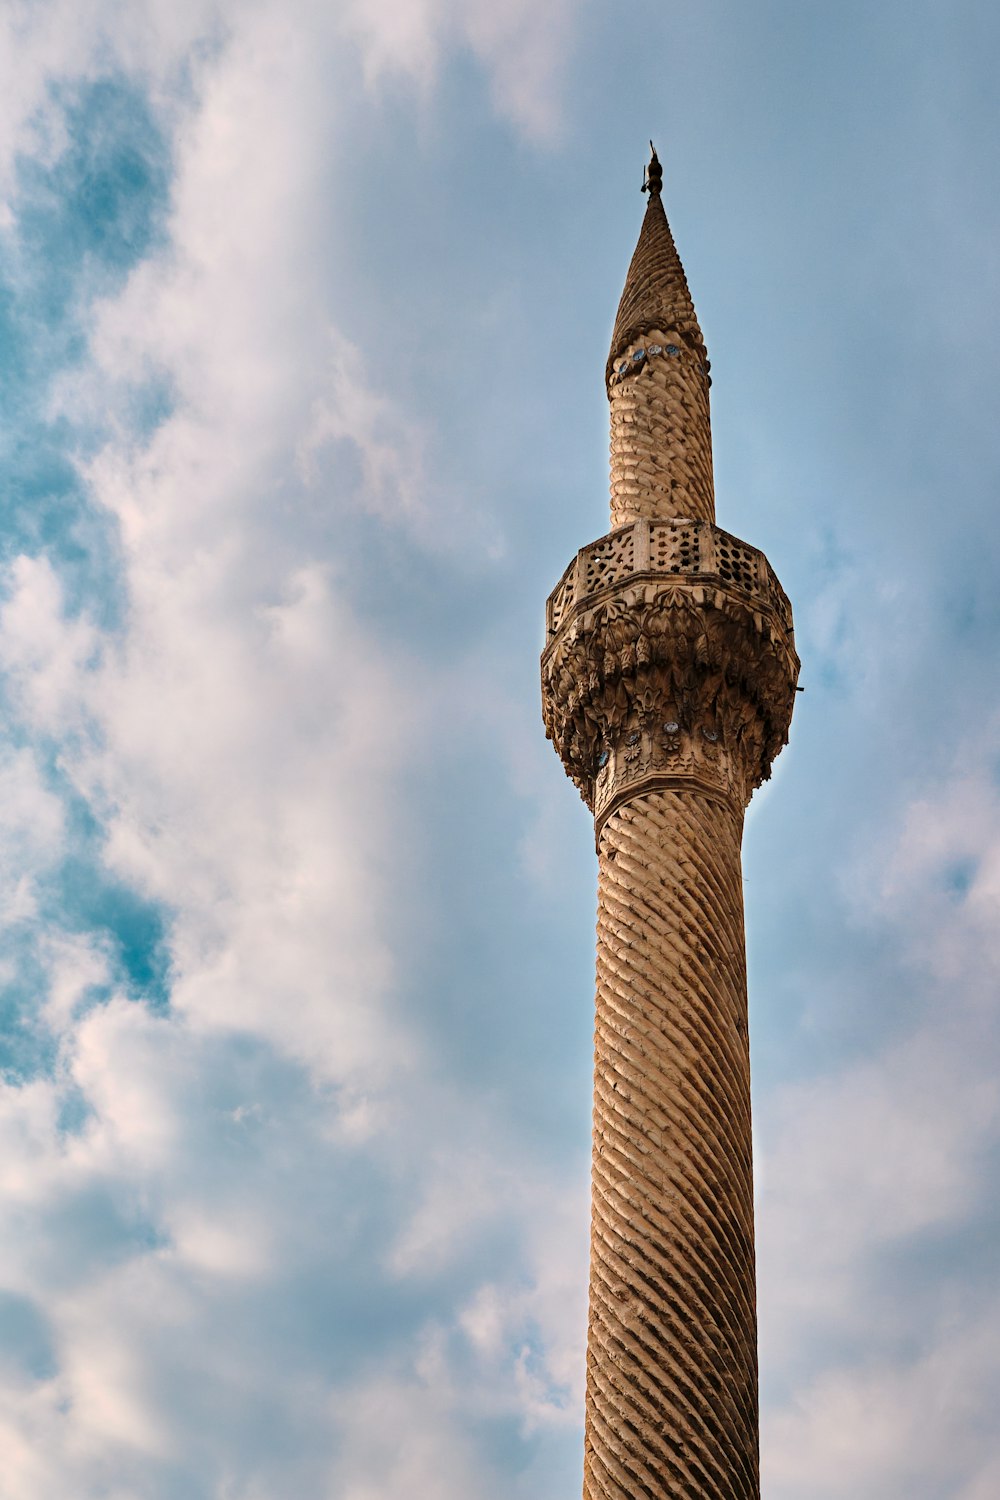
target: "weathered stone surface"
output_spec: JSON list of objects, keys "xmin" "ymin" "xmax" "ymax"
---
[
  {"xmin": 542, "ymin": 517, "xmax": 798, "ymax": 835},
  {"xmin": 607, "ymin": 178, "xmax": 706, "ymax": 388},
  {"xmin": 609, "ymin": 334, "xmax": 715, "ymax": 527},
  {"xmin": 605, "ymin": 166, "xmax": 714, "ymax": 530},
  {"xmin": 541, "ymin": 151, "xmax": 796, "ymax": 1500},
  {"xmin": 590, "ymin": 790, "xmax": 758, "ymax": 1499}
]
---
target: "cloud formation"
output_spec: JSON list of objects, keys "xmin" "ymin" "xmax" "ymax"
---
[
  {"xmin": 0, "ymin": 0, "xmax": 998, "ymax": 1496},
  {"xmin": 0, "ymin": 2, "xmax": 590, "ymax": 1494}
]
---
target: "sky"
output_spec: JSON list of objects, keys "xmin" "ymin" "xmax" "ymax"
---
[{"xmin": 0, "ymin": 1, "xmax": 997, "ymax": 1496}]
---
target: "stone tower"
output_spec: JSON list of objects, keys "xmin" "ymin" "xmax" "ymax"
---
[{"xmin": 541, "ymin": 148, "xmax": 798, "ymax": 1498}]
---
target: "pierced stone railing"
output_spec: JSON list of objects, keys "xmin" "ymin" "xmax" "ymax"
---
[{"xmin": 545, "ymin": 517, "xmax": 793, "ymax": 641}]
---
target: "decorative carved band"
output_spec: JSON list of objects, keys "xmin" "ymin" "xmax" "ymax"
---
[
  {"xmin": 541, "ymin": 521, "xmax": 798, "ymax": 829},
  {"xmin": 596, "ymin": 769, "xmax": 737, "ymax": 845},
  {"xmin": 545, "ymin": 518, "xmax": 792, "ymax": 639}
]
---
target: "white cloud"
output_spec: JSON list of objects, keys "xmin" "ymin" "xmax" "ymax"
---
[
  {"xmin": 0, "ymin": 555, "xmax": 98, "ymax": 738},
  {"xmin": 331, "ymin": 1370, "xmax": 501, "ymax": 1500},
  {"xmin": 11, "ymin": 2, "xmax": 997, "ymax": 1497},
  {"xmin": 0, "ymin": 739, "xmax": 67, "ymax": 921},
  {"xmin": 765, "ymin": 1303, "xmax": 1000, "ymax": 1500},
  {"xmin": 0, "ymin": 0, "xmax": 575, "ymax": 219},
  {"xmin": 388, "ymin": 1120, "xmax": 588, "ymax": 1433},
  {"xmin": 0, "ymin": 5, "xmax": 590, "ymax": 1492},
  {"xmin": 338, "ymin": 0, "xmax": 576, "ymax": 142},
  {"xmin": 759, "ymin": 729, "xmax": 1000, "ymax": 1493}
]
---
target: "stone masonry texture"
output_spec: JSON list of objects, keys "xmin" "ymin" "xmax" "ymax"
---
[
  {"xmin": 590, "ymin": 791, "xmax": 757, "ymax": 1498},
  {"xmin": 541, "ymin": 150, "xmax": 798, "ymax": 1498}
]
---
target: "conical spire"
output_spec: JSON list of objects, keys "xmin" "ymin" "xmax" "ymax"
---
[
  {"xmin": 605, "ymin": 146, "xmax": 715, "ymax": 527},
  {"xmin": 606, "ymin": 145, "xmax": 707, "ymax": 388}
]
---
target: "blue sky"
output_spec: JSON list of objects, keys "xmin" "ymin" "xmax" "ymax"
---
[{"xmin": 0, "ymin": 2, "xmax": 998, "ymax": 1496}]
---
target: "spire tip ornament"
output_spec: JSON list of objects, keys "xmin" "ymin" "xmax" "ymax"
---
[{"xmin": 642, "ymin": 141, "xmax": 662, "ymax": 195}]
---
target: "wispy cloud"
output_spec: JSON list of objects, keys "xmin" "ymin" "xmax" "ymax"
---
[{"xmin": 0, "ymin": 3, "xmax": 587, "ymax": 1493}]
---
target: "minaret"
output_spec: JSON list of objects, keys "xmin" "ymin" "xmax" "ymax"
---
[{"xmin": 541, "ymin": 148, "xmax": 798, "ymax": 1498}]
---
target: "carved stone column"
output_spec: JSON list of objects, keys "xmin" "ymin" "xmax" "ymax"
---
[
  {"xmin": 542, "ymin": 146, "xmax": 797, "ymax": 1498},
  {"xmin": 542, "ymin": 518, "xmax": 798, "ymax": 1498}
]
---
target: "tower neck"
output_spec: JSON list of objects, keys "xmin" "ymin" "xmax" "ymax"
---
[{"xmin": 606, "ymin": 155, "xmax": 715, "ymax": 528}]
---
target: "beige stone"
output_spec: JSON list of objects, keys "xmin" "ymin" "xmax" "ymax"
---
[{"xmin": 541, "ymin": 148, "xmax": 798, "ymax": 1498}]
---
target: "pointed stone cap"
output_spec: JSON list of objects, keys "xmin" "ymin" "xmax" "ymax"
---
[{"xmin": 606, "ymin": 146, "xmax": 707, "ymax": 389}]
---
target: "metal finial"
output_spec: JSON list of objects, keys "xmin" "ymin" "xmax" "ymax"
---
[{"xmin": 642, "ymin": 142, "xmax": 663, "ymax": 196}]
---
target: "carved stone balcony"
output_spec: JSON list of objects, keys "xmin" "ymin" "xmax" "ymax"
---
[{"xmin": 541, "ymin": 517, "xmax": 799, "ymax": 833}]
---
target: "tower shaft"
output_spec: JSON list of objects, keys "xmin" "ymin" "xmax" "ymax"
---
[
  {"xmin": 589, "ymin": 792, "xmax": 756, "ymax": 1497},
  {"xmin": 541, "ymin": 151, "xmax": 797, "ymax": 1498},
  {"xmin": 609, "ymin": 342, "xmax": 715, "ymax": 528}
]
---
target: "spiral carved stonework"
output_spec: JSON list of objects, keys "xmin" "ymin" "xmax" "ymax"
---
[
  {"xmin": 541, "ymin": 151, "xmax": 797, "ymax": 1499},
  {"xmin": 590, "ymin": 791, "xmax": 757, "ymax": 1499},
  {"xmin": 608, "ymin": 336, "xmax": 715, "ymax": 528},
  {"xmin": 605, "ymin": 172, "xmax": 714, "ymax": 530}
]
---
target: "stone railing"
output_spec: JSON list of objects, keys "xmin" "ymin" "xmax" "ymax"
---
[
  {"xmin": 541, "ymin": 518, "xmax": 799, "ymax": 832},
  {"xmin": 545, "ymin": 517, "xmax": 793, "ymax": 641}
]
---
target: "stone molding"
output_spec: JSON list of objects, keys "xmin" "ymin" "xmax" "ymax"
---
[{"xmin": 541, "ymin": 517, "xmax": 799, "ymax": 833}]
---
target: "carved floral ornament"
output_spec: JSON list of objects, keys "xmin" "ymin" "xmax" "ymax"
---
[{"xmin": 541, "ymin": 573, "xmax": 799, "ymax": 827}]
